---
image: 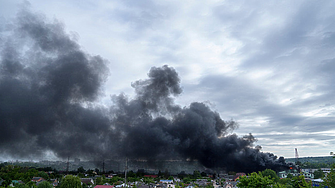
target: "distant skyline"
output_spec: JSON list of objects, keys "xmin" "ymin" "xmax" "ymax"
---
[{"xmin": 1, "ymin": 0, "xmax": 335, "ymax": 159}]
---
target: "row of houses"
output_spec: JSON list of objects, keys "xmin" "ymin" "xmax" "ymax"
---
[{"xmin": 9, "ymin": 176, "xmax": 114, "ymax": 188}]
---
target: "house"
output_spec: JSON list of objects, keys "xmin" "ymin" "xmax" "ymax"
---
[
  {"xmin": 233, "ymin": 173, "xmax": 246, "ymax": 181},
  {"xmin": 31, "ymin": 177, "xmax": 46, "ymax": 184},
  {"xmin": 223, "ymin": 181, "xmax": 237, "ymax": 188},
  {"xmin": 137, "ymin": 185, "xmax": 150, "ymax": 188},
  {"xmin": 50, "ymin": 179, "xmax": 59, "ymax": 187},
  {"xmin": 159, "ymin": 180, "xmax": 173, "ymax": 184},
  {"xmin": 311, "ymin": 179, "xmax": 323, "ymax": 187},
  {"xmin": 81, "ymin": 178, "xmax": 95, "ymax": 187},
  {"xmin": 278, "ymin": 170, "xmax": 314, "ymax": 179},
  {"xmin": 10, "ymin": 180, "xmax": 24, "ymax": 187}
]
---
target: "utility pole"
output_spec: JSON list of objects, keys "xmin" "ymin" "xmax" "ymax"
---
[
  {"xmin": 103, "ymin": 159, "xmax": 105, "ymax": 174},
  {"xmin": 125, "ymin": 158, "xmax": 128, "ymax": 187},
  {"xmin": 66, "ymin": 156, "xmax": 69, "ymax": 174}
]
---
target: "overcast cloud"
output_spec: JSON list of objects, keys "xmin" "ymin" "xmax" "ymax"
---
[{"xmin": 1, "ymin": 0, "xmax": 335, "ymax": 159}]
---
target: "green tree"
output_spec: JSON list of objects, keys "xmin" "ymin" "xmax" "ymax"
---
[
  {"xmin": 77, "ymin": 167, "xmax": 85, "ymax": 174},
  {"xmin": 127, "ymin": 170, "xmax": 136, "ymax": 178},
  {"xmin": 37, "ymin": 181, "xmax": 53, "ymax": 188},
  {"xmin": 322, "ymin": 165, "xmax": 335, "ymax": 188},
  {"xmin": 290, "ymin": 175, "xmax": 311, "ymax": 188},
  {"xmin": 287, "ymin": 173, "xmax": 293, "ymax": 179},
  {"xmin": 193, "ymin": 171, "xmax": 201, "ymax": 179},
  {"xmin": 261, "ymin": 169, "xmax": 279, "ymax": 182},
  {"xmin": 14, "ymin": 184, "xmax": 30, "ymax": 188},
  {"xmin": 237, "ymin": 172, "xmax": 274, "ymax": 188},
  {"xmin": 313, "ymin": 169, "xmax": 324, "ymax": 179},
  {"xmin": 95, "ymin": 177, "xmax": 104, "ymax": 185},
  {"xmin": 59, "ymin": 175, "xmax": 82, "ymax": 188},
  {"xmin": 26, "ymin": 181, "xmax": 37, "ymax": 188},
  {"xmin": 37, "ymin": 171, "xmax": 49, "ymax": 180},
  {"xmin": 183, "ymin": 177, "xmax": 191, "ymax": 184}
]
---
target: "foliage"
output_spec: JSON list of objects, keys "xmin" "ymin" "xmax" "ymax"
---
[
  {"xmin": 261, "ymin": 169, "xmax": 279, "ymax": 182},
  {"xmin": 77, "ymin": 166, "xmax": 85, "ymax": 174},
  {"xmin": 37, "ymin": 181, "xmax": 53, "ymax": 188},
  {"xmin": 205, "ymin": 183, "xmax": 214, "ymax": 188},
  {"xmin": 37, "ymin": 171, "xmax": 49, "ymax": 180},
  {"xmin": 142, "ymin": 177, "xmax": 155, "ymax": 184},
  {"xmin": 127, "ymin": 170, "xmax": 136, "ymax": 178},
  {"xmin": 322, "ymin": 164, "xmax": 335, "ymax": 188},
  {"xmin": 59, "ymin": 175, "xmax": 82, "ymax": 188},
  {"xmin": 96, "ymin": 176, "xmax": 104, "ymax": 185},
  {"xmin": 193, "ymin": 171, "xmax": 201, "ymax": 179},
  {"xmin": 278, "ymin": 178, "xmax": 291, "ymax": 185},
  {"xmin": 286, "ymin": 156, "xmax": 334, "ymax": 168},
  {"xmin": 237, "ymin": 172, "xmax": 274, "ymax": 188},
  {"xmin": 313, "ymin": 168, "xmax": 324, "ymax": 179},
  {"xmin": 127, "ymin": 176, "xmax": 140, "ymax": 183},
  {"xmin": 183, "ymin": 177, "xmax": 191, "ymax": 184},
  {"xmin": 0, "ymin": 164, "xmax": 53, "ymax": 187},
  {"xmin": 290, "ymin": 175, "xmax": 311, "ymax": 188},
  {"xmin": 14, "ymin": 184, "xmax": 30, "ymax": 188}
]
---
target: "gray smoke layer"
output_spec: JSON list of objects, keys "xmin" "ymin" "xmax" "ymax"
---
[{"xmin": 0, "ymin": 9, "xmax": 287, "ymax": 172}]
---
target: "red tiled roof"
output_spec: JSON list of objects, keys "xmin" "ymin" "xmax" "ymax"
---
[{"xmin": 31, "ymin": 177, "xmax": 45, "ymax": 182}]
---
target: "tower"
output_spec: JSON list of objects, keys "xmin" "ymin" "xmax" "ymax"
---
[{"xmin": 295, "ymin": 148, "xmax": 299, "ymax": 164}]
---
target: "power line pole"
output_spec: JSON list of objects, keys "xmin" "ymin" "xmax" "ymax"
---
[
  {"xmin": 103, "ymin": 159, "xmax": 105, "ymax": 174},
  {"xmin": 66, "ymin": 156, "xmax": 69, "ymax": 174},
  {"xmin": 125, "ymin": 158, "xmax": 128, "ymax": 187}
]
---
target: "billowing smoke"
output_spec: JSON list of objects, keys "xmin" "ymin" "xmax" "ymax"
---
[{"xmin": 0, "ymin": 8, "xmax": 287, "ymax": 172}]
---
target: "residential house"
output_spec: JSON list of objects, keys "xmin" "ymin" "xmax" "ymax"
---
[
  {"xmin": 233, "ymin": 173, "xmax": 246, "ymax": 181},
  {"xmin": 159, "ymin": 180, "xmax": 173, "ymax": 184},
  {"xmin": 81, "ymin": 178, "xmax": 95, "ymax": 187},
  {"xmin": 31, "ymin": 177, "xmax": 46, "ymax": 185},
  {"xmin": 223, "ymin": 181, "xmax": 237, "ymax": 188},
  {"xmin": 50, "ymin": 179, "xmax": 59, "ymax": 187},
  {"xmin": 10, "ymin": 180, "xmax": 24, "ymax": 187},
  {"xmin": 278, "ymin": 170, "xmax": 314, "ymax": 179}
]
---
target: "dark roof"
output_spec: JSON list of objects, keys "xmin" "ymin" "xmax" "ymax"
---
[
  {"xmin": 81, "ymin": 178, "xmax": 94, "ymax": 184},
  {"xmin": 31, "ymin": 177, "xmax": 45, "ymax": 182},
  {"xmin": 137, "ymin": 185, "xmax": 150, "ymax": 188}
]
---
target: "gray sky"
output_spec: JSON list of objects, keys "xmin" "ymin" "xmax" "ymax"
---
[{"xmin": 1, "ymin": 0, "xmax": 335, "ymax": 159}]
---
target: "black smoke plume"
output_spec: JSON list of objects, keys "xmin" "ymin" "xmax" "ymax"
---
[{"xmin": 0, "ymin": 8, "xmax": 288, "ymax": 173}]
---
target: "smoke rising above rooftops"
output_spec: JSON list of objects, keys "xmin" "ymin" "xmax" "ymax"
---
[{"xmin": 0, "ymin": 7, "xmax": 288, "ymax": 172}]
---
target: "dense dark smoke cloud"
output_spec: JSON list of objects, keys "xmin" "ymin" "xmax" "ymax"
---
[
  {"xmin": 0, "ymin": 8, "xmax": 288, "ymax": 173},
  {"xmin": 0, "ymin": 8, "xmax": 110, "ymax": 159}
]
